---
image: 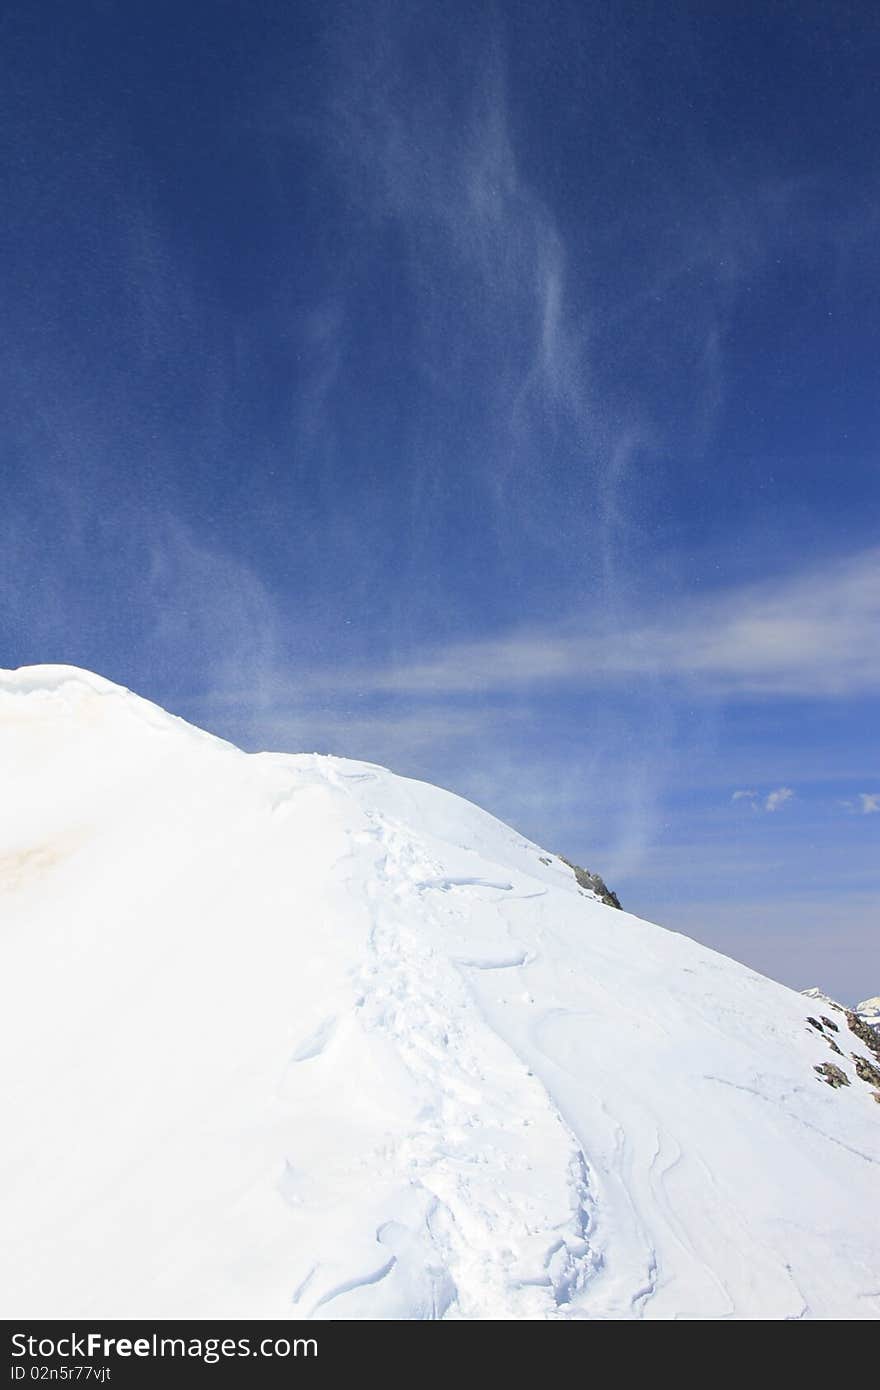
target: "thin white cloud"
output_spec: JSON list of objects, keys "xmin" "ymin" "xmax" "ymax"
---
[
  {"xmin": 858, "ymin": 792, "xmax": 880, "ymax": 815},
  {"xmin": 731, "ymin": 787, "xmax": 793, "ymax": 813},
  {"xmin": 324, "ymin": 25, "xmax": 583, "ymax": 417},
  {"xmin": 765, "ymin": 787, "xmax": 794, "ymax": 813},
  {"xmin": 318, "ymin": 545, "xmax": 880, "ymax": 701}
]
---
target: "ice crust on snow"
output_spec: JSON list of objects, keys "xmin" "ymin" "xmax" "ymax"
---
[{"xmin": 1, "ymin": 666, "xmax": 878, "ymax": 1320}]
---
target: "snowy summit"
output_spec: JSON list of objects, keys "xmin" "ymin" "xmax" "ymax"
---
[{"xmin": 1, "ymin": 666, "xmax": 878, "ymax": 1320}]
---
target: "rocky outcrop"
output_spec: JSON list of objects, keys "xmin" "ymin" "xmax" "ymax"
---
[
  {"xmin": 814, "ymin": 1062, "xmax": 850, "ymax": 1089},
  {"xmin": 804, "ymin": 1009, "xmax": 880, "ymax": 1102},
  {"xmin": 856, "ymin": 996, "xmax": 880, "ymax": 1033},
  {"xmin": 557, "ymin": 855, "xmax": 622, "ymax": 910},
  {"xmin": 852, "ymin": 1055, "xmax": 880, "ymax": 1089},
  {"xmin": 802, "ymin": 987, "xmax": 880, "ymax": 1056},
  {"xmin": 846, "ymin": 1010, "xmax": 880, "ymax": 1065}
]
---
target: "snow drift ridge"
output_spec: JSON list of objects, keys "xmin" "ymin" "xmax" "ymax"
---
[{"xmin": 1, "ymin": 666, "xmax": 878, "ymax": 1321}]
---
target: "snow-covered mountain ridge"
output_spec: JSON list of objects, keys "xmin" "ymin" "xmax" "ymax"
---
[
  {"xmin": 802, "ymin": 986, "xmax": 880, "ymax": 1040},
  {"xmin": 1, "ymin": 665, "xmax": 878, "ymax": 1320},
  {"xmin": 858, "ymin": 997, "xmax": 880, "ymax": 1032}
]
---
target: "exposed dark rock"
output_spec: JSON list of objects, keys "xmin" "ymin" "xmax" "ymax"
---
[
  {"xmin": 814, "ymin": 1062, "xmax": 850, "ymax": 1089},
  {"xmin": 855, "ymin": 995, "xmax": 880, "ymax": 1034},
  {"xmin": 557, "ymin": 855, "xmax": 622, "ymax": 910},
  {"xmin": 845, "ymin": 1010, "xmax": 880, "ymax": 1064},
  {"xmin": 852, "ymin": 1054, "xmax": 880, "ymax": 1089},
  {"xmin": 805, "ymin": 1017, "xmax": 844, "ymax": 1054}
]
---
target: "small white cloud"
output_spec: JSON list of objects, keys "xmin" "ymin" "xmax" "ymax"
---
[
  {"xmin": 765, "ymin": 787, "xmax": 794, "ymax": 813},
  {"xmin": 858, "ymin": 792, "xmax": 880, "ymax": 815},
  {"xmin": 731, "ymin": 789, "xmax": 757, "ymax": 802}
]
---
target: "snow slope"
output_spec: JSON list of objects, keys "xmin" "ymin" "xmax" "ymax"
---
[
  {"xmin": 1, "ymin": 666, "xmax": 878, "ymax": 1321},
  {"xmin": 804, "ymin": 985, "xmax": 880, "ymax": 1035}
]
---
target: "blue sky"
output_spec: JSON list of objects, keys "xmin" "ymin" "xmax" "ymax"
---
[{"xmin": 2, "ymin": 1, "xmax": 878, "ymax": 1001}]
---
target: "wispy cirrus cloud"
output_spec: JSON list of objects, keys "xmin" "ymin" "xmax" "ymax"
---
[{"xmin": 310, "ymin": 545, "xmax": 880, "ymax": 701}]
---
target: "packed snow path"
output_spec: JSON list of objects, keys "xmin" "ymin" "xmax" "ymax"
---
[{"xmin": 1, "ymin": 667, "xmax": 878, "ymax": 1320}]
